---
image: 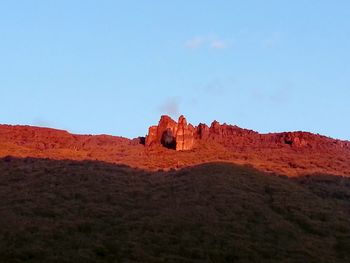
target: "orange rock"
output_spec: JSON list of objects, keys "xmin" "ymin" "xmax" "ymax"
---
[
  {"xmin": 176, "ymin": 115, "xmax": 194, "ymax": 151},
  {"xmin": 156, "ymin": 115, "xmax": 178, "ymax": 142},
  {"xmin": 145, "ymin": 115, "xmax": 178, "ymax": 148},
  {"xmin": 145, "ymin": 115, "xmax": 195, "ymax": 150},
  {"xmin": 196, "ymin": 123, "xmax": 209, "ymax": 140},
  {"xmin": 145, "ymin": 126, "xmax": 157, "ymax": 146}
]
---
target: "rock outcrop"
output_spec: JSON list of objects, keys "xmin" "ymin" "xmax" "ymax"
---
[
  {"xmin": 145, "ymin": 115, "xmax": 176, "ymax": 149},
  {"xmin": 145, "ymin": 126, "xmax": 158, "ymax": 147},
  {"xmin": 145, "ymin": 115, "xmax": 195, "ymax": 151},
  {"xmin": 145, "ymin": 115, "xmax": 350, "ymax": 153},
  {"xmin": 196, "ymin": 123, "xmax": 209, "ymax": 140}
]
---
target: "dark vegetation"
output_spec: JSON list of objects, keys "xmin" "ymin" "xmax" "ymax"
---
[{"xmin": 0, "ymin": 157, "xmax": 350, "ymax": 262}]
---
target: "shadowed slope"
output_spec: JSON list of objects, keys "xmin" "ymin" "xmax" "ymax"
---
[{"xmin": 1, "ymin": 157, "xmax": 350, "ymax": 262}]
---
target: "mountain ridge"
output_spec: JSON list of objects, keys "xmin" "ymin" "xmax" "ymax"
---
[{"xmin": 1, "ymin": 115, "xmax": 349, "ymax": 176}]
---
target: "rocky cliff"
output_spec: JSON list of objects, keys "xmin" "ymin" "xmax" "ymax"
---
[
  {"xmin": 145, "ymin": 115, "xmax": 195, "ymax": 151},
  {"xmin": 145, "ymin": 115, "xmax": 350, "ymax": 152}
]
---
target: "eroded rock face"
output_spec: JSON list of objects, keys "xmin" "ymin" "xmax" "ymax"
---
[
  {"xmin": 157, "ymin": 115, "xmax": 178, "ymax": 142},
  {"xmin": 145, "ymin": 126, "xmax": 157, "ymax": 146},
  {"xmin": 176, "ymin": 116, "xmax": 194, "ymax": 151},
  {"xmin": 145, "ymin": 116, "xmax": 178, "ymax": 147},
  {"xmin": 196, "ymin": 123, "xmax": 209, "ymax": 140},
  {"xmin": 145, "ymin": 115, "xmax": 350, "ymax": 153},
  {"xmin": 145, "ymin": 115, "xmax": 195, "ymax": 151}
]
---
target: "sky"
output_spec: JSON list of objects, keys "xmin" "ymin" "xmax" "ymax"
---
[{"xmin": 1, "ymin": 1, "xmax": 349, "ymax": 140}]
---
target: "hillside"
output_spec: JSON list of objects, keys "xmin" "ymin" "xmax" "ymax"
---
[
  {"xmin": 0, "ymin": 157, "xmax": 350, "ymax": 262},
  {"xmin": 1, "ymin": 115, "xmax": 349, "ymax": 176}
]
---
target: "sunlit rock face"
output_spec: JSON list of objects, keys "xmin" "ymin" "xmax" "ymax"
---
[
  {"xmin": 146, "ymin": 114, "xmax": 331, "ymax": 151},
  {"xmin": 143, "ymin": 114, "xmax": 350, "ymax": 177},
  {"xmin": 196, "ymin": 123, "xmax": 209, "ymax": 140},
  {"xmin": 145, "ymin": 126, "xmax": 157, "ymax": 146},
  {"xmin": 176, "ymin": 115, "xmax": 194, "ymax": 151},
  {"xmin": 157, "ymin": 115, "xmax": 178, "ymax": 143},
  {"xmin": 145, "ymin": 115, "xmax": 195, "ymax": 151},
  {"xmin": 145, "ymin": 115, "xmax": 178, "ymax": 147}
]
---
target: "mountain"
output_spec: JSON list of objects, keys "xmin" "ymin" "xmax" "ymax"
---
[
  {"xmin": 1, "ymin": 117, "xmax": 350, "ymax": 262},
  {"xmin": 1, "ymin": 115, "xmax": 349, "ymax": 176},
  {"xmin": 1, "ymin": 158, "xmax": 350, "ymax": 262}
]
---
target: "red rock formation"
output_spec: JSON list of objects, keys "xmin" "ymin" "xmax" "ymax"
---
[
  {"xmin": 209, "ymin": 121, "xmax": 222, "ymax": 139},
  {"xmin": 145, "ymin": 115, "xmax": 178, "ymax": 149},
  {"xmin": 145, "ymin": 115, "xmax": 195, "ymax": 150},
  {"xmin": 156, "ymin": 115, "xmax": 178, "ymax": 143},
  {"xmin": 145, "ymin": 115, "xmax": 350, "ymax": 153},
  {"xmin": 176, "ymin": 115, "xmax": 195, "ymax": 151},
  {"xmin": 196, "ymin": 123, "xmax": 209, "ymax": 140},
  {"xmin": 145, "ymin": 126, "xmax": 157, "ymax": 146}
]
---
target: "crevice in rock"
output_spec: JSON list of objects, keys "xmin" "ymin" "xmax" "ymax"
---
[{"xmin": 161, "ymin": 129, "xmax": 176, "ymax": 150}]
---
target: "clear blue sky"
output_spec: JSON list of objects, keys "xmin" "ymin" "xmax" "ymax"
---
[{"xmin": 1, "ymin": 1, "xmax": 349, "ymax": 140}]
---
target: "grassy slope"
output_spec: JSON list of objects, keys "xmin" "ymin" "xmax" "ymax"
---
[{"xmin": 0, "ymin": 157, "xmax": 350, "ymax": 263}]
